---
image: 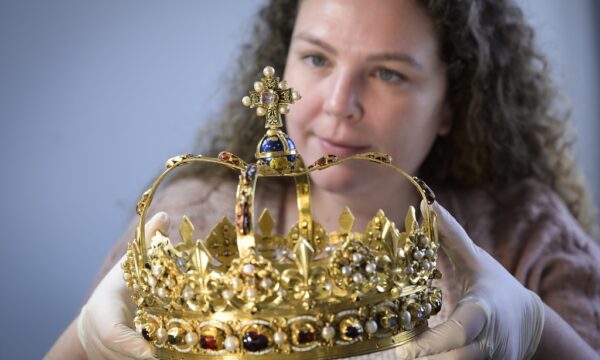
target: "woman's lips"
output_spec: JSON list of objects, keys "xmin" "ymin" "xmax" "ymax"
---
[{"xmin": 318, "ymin": 137, "xmax": 370, "ymax": 158}]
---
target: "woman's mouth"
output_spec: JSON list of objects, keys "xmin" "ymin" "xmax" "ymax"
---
[{"xmin": 318, "ymin": 137, "xmax": 371, "ymax": 158}]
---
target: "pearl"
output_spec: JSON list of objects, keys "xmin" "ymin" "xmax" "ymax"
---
[
  {"xmin": 273, "ymin": 331, "xmax": 287, "ymax": 344},
  {"xmin": 405, "ymin": 266, "xmax": 414, "ymax": 275},
  {"xmin": 324, "ymin": 245, "xmax": 333, "ymax": 253},
  {"xmin": 185, "ymin": 332, "xmax": 199, "ymax": 345},
  {"xmin": 254, "ymin": 81, "xmax": 264, "ymax": 92},
  {"xmin": 242, "ymin": 263, "xmax": 256, "ymax": 275},
  {"xmin": 242, "ymin": 96, "xmax": 251, "ymax": 107},
  {"xmin": 183, "ymin": 287, "xmax": 194, "ymax": 300},
  {"xmin": 151, "ymin": 264, "xmax": 164, "ymax": 277},
  {"xmin": 425, "ymin": 249, "xmax": 435, "ymax": 258},
  {"xmin": 365, "ymin": 320, "xmax": 378, "ymax": 334},
  {"xmin": 413, "ymin": 250, "xmax": 424, "ymax": 260},
  {"xmin": 419, "ymin": 236, "xmax": 430, "ymax": 247},
  {"xmin": 263, "ymin": 66, "xmax": 275, "ymax": 77},
  {"xmin": 278, "ymin": 104, "xmax": 289, "ymax": 114},
  {"xmin": 400, "ymin": 310, "xmax": 411, "ymax": 325},
  {"xmin": 165, "ymin": 278, "xmax": 175, "ymax": 287},
  {"xmin": 246, "ymin": 287, "xmax": 257, "ymax": 300},
  {"xmin": 224, "ymin": 336, "xmax": 239, "ymax": 352},
  {"xmin": 222, "ymin": 289, "xmax": 234, "ymax": 300},
  {"xmin": 147, "ymin": 275, "xmax": 157, "ymax": 287},
  {"xmin": 292, "ymin": 90, "xmax": 301, "ymax": 101},
  {"xmin": 278, "ymin": 80, "xmax": 287, "ymax": 89},
  {"xmin": 424, "ymin": 303, "xmax": 432, "ymax": 315},
  {"xmin": 352, "ymin": 273, "xmax": 364, "ymax": 283},
  {"xmin": 123, "ymin": 272, "xmax": 130, "ymax": 281},
  {"xmin": 323, "ymin": 282, "xmax": 334, "ymax": 292},
  {"xmin": 231, "ymin": 277, "xmax": 243, "ymax": 290},
  {"xmin": 132, "ymin": 283, "xmax": 140, "ymax": 292},
  {"xmin": 156, "ymin": 328, "xmax": 167, "ymax": 343},
  {"xmin": 256, "ymin": 107, "xmax": 266, "ymax": 116},
  {"xmin": 157, "ymin": 287, "xmax": 167, "ymax": 298},
  {"xmin": 352, "ymin": 253, "xmax": 363, "ymax": 263},
  {"xmin": 422, "ymin": 261, "xmax": 432, "ymax": 271},
  {"xmin": 321, "ymin": 326, "xmax": 335, "ymax": 340},
  {"xmin": 260, "ymin": 278, "xmax": 272, "ymax": 289},
  {"xmin": 365, "ymin": 263, "xmax": 377, "ymax": 273},
  {"xmin": 341, "ymin": 266, "xmax": 352, "ymax": 276}
]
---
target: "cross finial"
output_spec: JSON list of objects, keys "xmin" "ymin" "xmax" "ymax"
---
[{"xmin": 242, "ymin": 66, "xmax": 301, "ymax": 129}]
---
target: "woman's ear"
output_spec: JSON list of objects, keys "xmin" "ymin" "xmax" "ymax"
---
[{"xmin": 437, "ymin": 102, "xmax": 453, "ymax": 136}]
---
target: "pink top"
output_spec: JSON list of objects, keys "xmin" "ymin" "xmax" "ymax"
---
[{"xmin": 96, "ymin": 176, "xmax": 600, "ymax": 357}]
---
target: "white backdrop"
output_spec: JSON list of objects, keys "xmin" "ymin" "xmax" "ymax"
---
[{"xmin": 0, "ymin": 1, "xmax": 598, "ymax": 359}]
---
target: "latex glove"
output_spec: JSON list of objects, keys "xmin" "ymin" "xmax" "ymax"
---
[
  {"xmin": 77, "ymin": 212, "xmax": 170, "ymax": 360},
  {"xmin": 395, "ymin": 201, "xmax": 544, "ymax": 360}
]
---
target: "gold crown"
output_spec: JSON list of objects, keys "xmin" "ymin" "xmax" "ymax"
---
[{"xmin": 123, "ymin": 66, "xmax": 442, "ymax": 359}]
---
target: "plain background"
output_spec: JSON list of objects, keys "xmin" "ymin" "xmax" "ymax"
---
[{"xmin": 0, "ymin": 1, "xmax": 598, "ymax": 359}]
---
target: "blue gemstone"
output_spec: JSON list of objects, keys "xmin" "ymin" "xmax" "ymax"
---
[
  {"xmin": 344, "ymin": 325, "xmax": 363, "ymax": 339},
  {"xmin": 260, "ymin": 137, "xmax": 284, "ymax": 153},
  {"xmin": 287, "ymin": 154, "xmax": 297, "ymax": 162},
  {"xmin": 285, "ymin": 136, "xmax": 296, "ymax": 151}
]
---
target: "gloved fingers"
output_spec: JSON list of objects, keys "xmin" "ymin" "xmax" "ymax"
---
[
  {"xmin": 78, "ymin": 307, "xmax": 142, "ymax": 360},
  {"xmin": 144, "ymin": 211, "xmax": 170, "ymax": 247},
  {"xmin": 415, "ymin": 341, "xmax": 486, "ymax": 360},
  {"xmin": 103, "ymin": 323, "xmax": 157, "ymax": 359},
  {"xmin": 395, "ymin": 298, "xmax": 488, "ymax": 359},
  {"xmin": 427, "ymin": 201, "xmax": 481, "ymax": 269}
]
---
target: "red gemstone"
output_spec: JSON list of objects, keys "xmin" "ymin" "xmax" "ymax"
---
[
  {"xmin": 316, "ymin": 157, "xmax": 326, "ymax": 166},
  {"xmin": 297, "ymin": 329, "xmax": 315, "ymax": 344},
  {"xmin": 200, "ymin": 335, "xmax": 218, "ymax": 351}
]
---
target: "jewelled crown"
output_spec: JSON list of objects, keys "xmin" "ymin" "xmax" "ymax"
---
[{"xmin": 123, "ymin": 66, "xmax": 442, "ymax": 359}]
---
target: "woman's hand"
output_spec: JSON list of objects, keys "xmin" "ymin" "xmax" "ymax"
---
[
  {"xmin": 77, "ymin": 212, "xmax": 169, "ymax": 360},
  {"xmin": 395, "ymin": 202, "xmax": 545, "ymax": 360}
]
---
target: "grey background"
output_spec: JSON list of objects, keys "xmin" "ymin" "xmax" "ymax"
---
[{"xmin": 0, "ymin": 1, "xmax": 598, "ymax": 359}]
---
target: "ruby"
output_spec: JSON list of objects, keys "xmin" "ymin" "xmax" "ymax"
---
[
  {"xmin": 200, "ymin": 335, "xmax": 218, "ymax": 351},
  {"xmin": 297, "ymin": 329, "xmax": 315, "ymax": 344},
  {"xmin": 242, "ymin": 331, "xmax": 269, "ymax": 352}
]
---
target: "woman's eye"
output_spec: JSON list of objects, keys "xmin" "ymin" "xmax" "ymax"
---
[
  {"xmin": 375, "ymin": 68, "xmax": 405, "ymax": 84},
  {"xmin": 304, "ymin": 54, "xmax": 328, "ymax": 67}
]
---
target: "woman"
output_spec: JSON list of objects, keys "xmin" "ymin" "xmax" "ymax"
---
[{"xmin": 47, "ymin": 0, "xmax": 600, "ymax": 359}]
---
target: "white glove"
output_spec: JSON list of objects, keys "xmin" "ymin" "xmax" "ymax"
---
[
  {"xmin": 395, "ymin": 201, "xmax": 544, "ymax": 360},
  {"xmin": 77, "ymin": 212, "xmax": 170, "ymax": 360}
]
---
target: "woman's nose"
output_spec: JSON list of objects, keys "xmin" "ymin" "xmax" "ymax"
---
[{"xmin": 323, "ymin": 70, "xmax": 364, "ymax": 122}]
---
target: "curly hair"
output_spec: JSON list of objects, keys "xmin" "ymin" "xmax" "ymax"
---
[{"xmin": 178, "ymin": 0, "xmax": 598, "ymax": 238}]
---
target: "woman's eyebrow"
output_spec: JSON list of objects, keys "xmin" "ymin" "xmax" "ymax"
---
[
  {"xmin": 293, "ymin": 32, "xmax": 338, "ymax": 55},
  {"xmin": 293, "ymin": 32, "xmax": 422, "ymax": 70},
  {"xmin": 366, "ymin": 52, "xmax": 424, "ymax": 70}
]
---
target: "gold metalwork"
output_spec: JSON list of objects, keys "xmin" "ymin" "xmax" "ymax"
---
[{"xmin": 124, "ymin": 66, "xmax": 442, "ymax": 359}]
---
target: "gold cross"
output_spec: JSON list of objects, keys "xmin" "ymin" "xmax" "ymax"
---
[{"xmin": 242, "ymin": 66, "xmax": 301, "ymax": 129}]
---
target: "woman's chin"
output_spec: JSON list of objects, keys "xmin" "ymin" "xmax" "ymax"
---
[{"xmin": 309, "ymin": 164, "xmax": 374, "ymax": 195}]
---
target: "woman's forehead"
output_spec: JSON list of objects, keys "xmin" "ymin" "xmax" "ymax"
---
[{"xmin": 292, "ymin": 0, "xmax": 439, "ymax": 63}]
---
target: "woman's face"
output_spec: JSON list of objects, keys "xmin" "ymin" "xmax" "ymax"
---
[{"xmin": 284, "ymin": 0, "xmax": 450, "ymax": 195}]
